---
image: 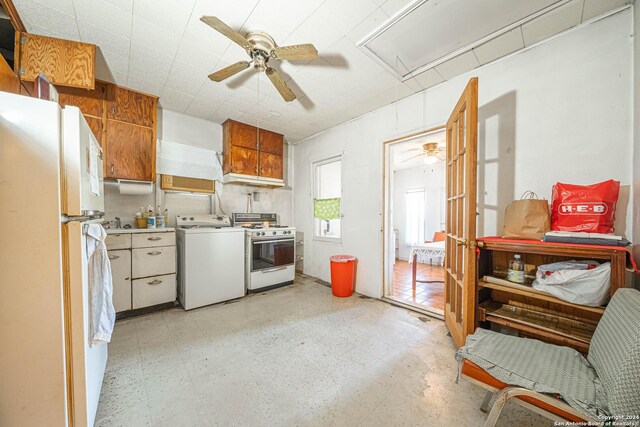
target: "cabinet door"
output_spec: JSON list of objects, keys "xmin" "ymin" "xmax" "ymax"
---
[
  {"xmin": 58, "ymin": 81, "xmax": 106, "ymax": 117},
  {"xmin": 132, "ymin": 274, "xmax": 176, "ymax": 309},
  {"xmin": 229, "ymin": 146, "xmax": 258, "ymax": 176},
  {"xmin": 106, "ymin": 85, "xmax": 156, "ymax": 127},
  {"xmin": 16, "ymin": 32, "xmax": 96, "ymax": 89},
  {"xmin": 259, "ymin": 151, "xmax": 283, "ymax": 179},
  {"xmin": 85, "ymin": 116, "xmax": 104, "ymax": 146},
  {"xmin": 224, "ymin": 119, "xmax": 257, "ymax": 149},
  {"xmin": 0, "ymin": 54, "xmax": 20, "ymax": 94},
  {"xmin": 258, "ymin": 129, "xmax": 284, "ymax": 156},
  {"xmin": 108, "ymin": 249, "xmax": 131, "ymax": 313},
  {"xmin": 105, "ymin": 119, "xmax": 154, "ymax": 180}
]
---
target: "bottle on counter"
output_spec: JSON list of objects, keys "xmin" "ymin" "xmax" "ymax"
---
[
  {"xmin": 156, "ymin": 209, "xmax": 164, "ymax": 228},
  {"xmin": 507, "ymin": 254, "xmax": 525, "ymax": 284},
  {"xmin": 147, "ymin": 207, "xmax": 156, "ymax": 229}
]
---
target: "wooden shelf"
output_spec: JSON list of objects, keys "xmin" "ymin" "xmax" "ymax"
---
[
  {"xmin": 479, "ymin": 277, "xmax": 605, "ymax": 315},
  {"xmin": 479, "ymin": 301, "xmax": 595, "ymax": 353}
]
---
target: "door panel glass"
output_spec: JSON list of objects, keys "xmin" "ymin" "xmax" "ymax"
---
[{"xmin": 251, "ymin": 239, "xmax": 294, "ymax": 271}]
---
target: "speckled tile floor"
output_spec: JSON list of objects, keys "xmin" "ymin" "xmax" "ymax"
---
[{"xmin": 95, "ymin": 275, "xmax": 551, "ymax": 426}]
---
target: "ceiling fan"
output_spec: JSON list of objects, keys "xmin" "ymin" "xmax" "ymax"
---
[
  {"xmin": 402, "ymin": 142, "xmax": 446, "ymax": 165},
  {"xmin": 200, "ymin": 16, "xmax": 318, "ymax": 102}
]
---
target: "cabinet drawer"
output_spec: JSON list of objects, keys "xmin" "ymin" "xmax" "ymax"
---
[
  {"xmin": 132, "ymin": 232, "xmax": 176, "ymax": 248},
  {"xmin": 132, "ymin": 246, "xmax": 176, "ymax": 278},
  {"xmin": 106, "ymin": 233, "xmax": 131, "ymax": 250},
  {"xmin": 108, "ymin": 249, "xmax": 131, "ymax": 313},
  {"xmin": 132, "ymin": 274, "xmax": 176, "ymax": 309}
]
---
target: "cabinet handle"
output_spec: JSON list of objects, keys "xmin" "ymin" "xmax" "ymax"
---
[
  {"xmin": 147, "ymin": 251, "xmax": 162, "ymax": 255},
  {"xmin": 112, "ymin": 106, "xmax": 115, "ymax": 115},
  {"xmin": 148, "ymin": 237, "xmax": 162, "ymax": 241},
  {"xmin": 147, "ymin": 279, "xmax": 162, "ymax": 285},
  {"xmin": 111, "ymin": 164, "xmax": 114, "ymax": 175},
  {"xmin": 108, "ymin": 254, "xmax": 120, "ymax": 260},
  {"xmin": 125, "ymin": 277, "xmax": 130, "ymax": 280}
]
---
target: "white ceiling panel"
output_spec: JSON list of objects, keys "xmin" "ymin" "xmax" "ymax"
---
[
  {"xmin": 77, "ymin": 20, "xmax": 130, "ymax": 58},
  {"xmin": 472, "ymin": 27, "xmax": 524, "ymax": 65},
  {"xmin": 72, "ymin": 0, "xmax": 133, "ymax": 39},
  {"xmin": 132, "ymin": 0, "xmax": 193, "ymax": 35},
  {"xmin": 583, "ymin": 0, "xmax": 631, "ymax": 21},
  {"xmin": 409, "ymin": 68, "xmax": 443, "ymax": 90},
  {"xmin": 364, "ymin": 0, "xmax": 560, "ymax": 77},
  {"xmin": 522, "ymin": 0, "xmax": 584, "ymax": 46},
  {"xmin": 14, "ymin": 0, "xmax": 630, "ymax": 142},
  {"xmin": 159, "ymin": 87, "xmax": 195, "ymax": 113},
  {"xmin": 433, "ymin": 51, "xmax": 479, "ymax": 80},
  {"xmin": 132, "ymin": 17, "xmax": 182, "ymax": 58}
]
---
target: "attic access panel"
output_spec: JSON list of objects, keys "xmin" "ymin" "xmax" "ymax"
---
[{"xmin": 359, "ymin": 0, "xmax": 563, "ymax": 81}]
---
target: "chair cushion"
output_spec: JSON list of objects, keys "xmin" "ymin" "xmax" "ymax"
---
[
  {"xmin": 456, "ymin": 329, "xmax": 608, "ymax": 418},
  {"xmin": 588, "ymin": 288, "xmax": 640, "ymax": 418}
]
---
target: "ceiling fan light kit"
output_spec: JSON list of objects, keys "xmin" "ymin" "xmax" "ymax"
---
[{"xmin": 200, "ymin": 16, "xmax": 319, "ymax": 102}]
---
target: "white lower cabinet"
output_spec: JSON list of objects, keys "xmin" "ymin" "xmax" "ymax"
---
[
  {"xmin": 132, "ymin": 274, "xmax": 176, "ymax": 309},
  {"xmin": 108, "ymin": 249, "xmax": 132, "ymax": 313},
  {"xmin": 106, "ymin": 230, "xmax": 176, "ymax": 313}
]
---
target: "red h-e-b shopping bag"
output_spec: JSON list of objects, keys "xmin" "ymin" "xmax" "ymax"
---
[{"xmin": 550, "ymin": 180, "xmax": 620, "ymax": 234}]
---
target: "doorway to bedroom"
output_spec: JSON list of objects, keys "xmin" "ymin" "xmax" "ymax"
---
[{"xmin": 383, "ymin": 126, "xmax": 447, "ymax": 315}]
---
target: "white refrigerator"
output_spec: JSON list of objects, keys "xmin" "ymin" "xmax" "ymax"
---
[{"xmin": 0, "ymin": 91, "xmax": 108, "ymax": 427}]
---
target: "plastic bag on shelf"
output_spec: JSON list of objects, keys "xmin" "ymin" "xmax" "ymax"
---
[{"xmin": 532, "ymin": 260, "xmax": 611, "ymax": 306}]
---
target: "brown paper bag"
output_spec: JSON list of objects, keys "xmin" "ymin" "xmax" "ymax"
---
[{"xmin": 502, "ymin": 191, "xmax": 550, "ymax": 240}]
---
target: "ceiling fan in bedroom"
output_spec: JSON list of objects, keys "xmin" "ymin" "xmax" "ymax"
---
[
  {"xmin": 402, "ymin": 142, "xmax": 446, "ymax": 165},
  {"xmin": 200, "ymin": 16, "xmax": 319, "ymax": 102}
]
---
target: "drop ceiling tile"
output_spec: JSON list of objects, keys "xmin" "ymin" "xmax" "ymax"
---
[
  {"xmin": 318, "ymin": 0, "xmax": 380, "ymax": 35},
  {"xmin": 128, "ymin": 43, "xmax": 173, "ymax": 88},
  {"xmin": 326, "ymin": 37, "xmax": 372, "ymax": 67},
  {"xmin": 380, "ymin": 0, "xmax": 413, "ymax": 17},
  {"xmin": 181, "ymin": 14, "xmax": 233, "ymax": 54},
  {"xmin": 173, "ymin": 40, "xmax": 221, "ymax": 74},
  {"xmin": 96, "ymin": 49, "xmax": 130, "ymax": 82},
  {"xmin": 522, "ymin": 0, "xmax": 584, "ymax": 46},
  {"xmin": 346, "ymin": 7, "xmax": 390, "ymax": 43},
  {"xmin": 241, "ymin": 0, "xmax": 325, "ymax": 43},
  {"xmin": 472, "ymin": 27, "xmax": 524, "ymax": 65},
  {"xmin": 164, "ymin": 61, "xmax": 208, "ymax": 97},
  {"xmin": 104, "ymin": 0, "xmax": 133, "ymax": 12},
  {"xmin": 433, "ymin": 51, "xmax": 480, "ymax": 80},
  {"xmin": 582, "ymin": 0, "xmax": 630, "ymax": 21},
  {"xmin": 126, "ymin": 75, "xmax": 164, "ymax": 96},
  {"xmin": 73, "ymin": 0, "xmax": 133, "ymax": 38},
  {"xmin": 132, "ymin": 16, "xmax": 182, "ymax": 57},
  {"xmin": 77, "ymin": 20, "xmax": 131, "ymax": 58},
  {"xmin": 133, "ymin": 0, "xmax": 193, "ymax": 35},
  {"xmin": 185, "ymin": 98, "xmax": 222, "ymax": 119},
  {"xmin": 409, "ymin": 68, "xmax": 443, "ymax": 90},
  {"xmin": 159, "ymin": 87, "xmax": 195, "ymax": 113},
  {"xmin": 26, "ymin": 0, "xmax": 75, "ymax": 16},
  {"xmin": 14, "ymin": 1, "xmax": 80, "ymax": 40}
]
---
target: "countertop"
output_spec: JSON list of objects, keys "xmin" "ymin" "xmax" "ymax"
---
[{"xmin": 106, "ymin": 227, "xmax": 175, "ymax": 234}]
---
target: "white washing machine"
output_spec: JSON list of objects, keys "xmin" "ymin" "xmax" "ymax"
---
[{"xmin": 176, "ymin": 214, "xmax": 246, "ymax": 310}]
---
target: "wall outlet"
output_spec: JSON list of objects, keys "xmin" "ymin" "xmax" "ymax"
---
[{"xmin": 253, "ymin": 192, "xmax": 260, "ymax": 202}]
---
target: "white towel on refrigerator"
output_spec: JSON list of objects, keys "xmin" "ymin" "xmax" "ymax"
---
[{"xmin": 86, "ymin": 224, "xmax": 115, "ymax": 345}]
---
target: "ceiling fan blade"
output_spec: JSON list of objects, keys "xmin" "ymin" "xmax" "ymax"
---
[
  {"xmin": 208, "ymin": 61, "xmax": 251, "ymax": 82},
  {"xmin": 401, "ymin": 153, "xmax": 424, "ymax": 163},
  {"xmin": 200, "ymin": 16, "xmax": 253, "ymax": 50},
  {"xmin": 271, "ymin": 43, "xmax": 318, "ymax": 61},
  {"xmin": 266, "ymin": 67, "xmax": 296, "ymax": 102}
]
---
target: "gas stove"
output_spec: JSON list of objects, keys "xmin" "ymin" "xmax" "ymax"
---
[{"xmin": 233, "ymin": 212, "xmax": 296, "ymax": 292}]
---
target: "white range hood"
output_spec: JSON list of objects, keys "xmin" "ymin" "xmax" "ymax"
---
[{"xmin": 222, "ymin": 173, "xmax": 284, "ymax": 187}]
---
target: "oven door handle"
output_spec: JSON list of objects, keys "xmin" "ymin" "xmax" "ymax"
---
[
  {"xmin": 260, "ymin": 266, "xmax": 288, "ymax": 273},
  {"xmin": 252, "ymin": 239, "xmax": 295, "ymax": 245}
]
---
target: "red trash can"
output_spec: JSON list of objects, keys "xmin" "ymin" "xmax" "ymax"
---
[{"xmin": 330, "ymin": 255, "xmax": 357, "ymax": 297}]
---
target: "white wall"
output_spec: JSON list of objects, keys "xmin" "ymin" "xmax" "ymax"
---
[
  {"xmin": 294, "ymin": 10, "xmax": 634, "ymax": 298},
  {"xmin": 105, "ymin": 110, "xmax": 294, "ymax": 227},
  {"xmin": 392, "ymin": 163, "xmax": 445, "ymax": 260}
]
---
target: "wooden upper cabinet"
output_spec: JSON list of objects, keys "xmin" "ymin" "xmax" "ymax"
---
[
  {"xmin": 58, "ymin": 81, "xmax": 107, "ymax": 117},
  {"xmin": 0, "ymin": 54, "xmax": 21, "ymax": 94},
  {"xmin": 259, "ymin": 151, "xmax": 283, "ymax": 179},
  {"xmin": 105, "ymin": 119, "xmax": 155, "ymax": 181},
  {"xmin": 85, "ymin": 116, "xmax": 104, "ymax": 146},
  {"xmin": 15, "ymin": 32, "xmax": 96, "ymax": 89},
  {"xmin": 106, "ymin": 85, "xmax": 157, "ymax": 127},
  {"xmin": 259, "ymin": 129, "xmax": 284, "ymax": 156},
  {"xmin": 224, "ymin": 119, "xmax": 258, "ymax": 149}
]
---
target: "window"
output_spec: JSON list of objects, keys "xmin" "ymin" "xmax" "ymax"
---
[
  {"xmin": 313, "ymin": 156, "xmax": 342, "ymax": 241},
  {"xmin": 405, "ymin": 188, "xmax": 425, "ymax": 246}
]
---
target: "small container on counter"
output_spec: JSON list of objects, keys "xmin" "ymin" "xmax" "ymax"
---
[
  {"xmin": 147, "ymin": 209, "xmax": 156, "ymax": 229},
  {"xmin": 156, "ymin": 213, "xmax": 164, "ymax": 228}
]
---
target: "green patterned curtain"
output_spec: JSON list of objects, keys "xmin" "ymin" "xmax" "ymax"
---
[{"xmin": 314, "ymin": 198, "xmax": 341, "ymax": 220}]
